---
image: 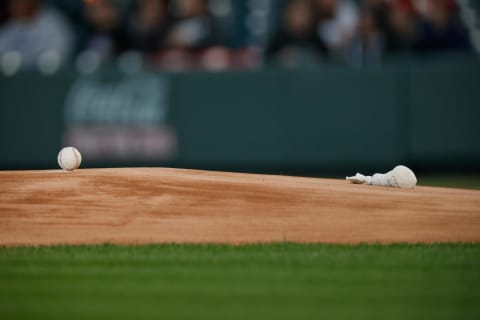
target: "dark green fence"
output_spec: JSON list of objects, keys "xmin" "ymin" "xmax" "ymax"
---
[{"xmin": 1, "ymin": 61, "xmax": 479, "ymax": 174}]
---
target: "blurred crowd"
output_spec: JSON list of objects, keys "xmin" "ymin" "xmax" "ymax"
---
[
  {"xmin": 268, "ymin": 0, "xmax": 474, "ymax": 67},
  {"xmin": 0, "ymin": 0, "xmax": 476, "ymax": 73}
]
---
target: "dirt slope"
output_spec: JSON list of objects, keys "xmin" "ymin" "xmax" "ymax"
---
[{"xmin": 1, "ymin": 168, "xmax": 479, "ymax": 246}]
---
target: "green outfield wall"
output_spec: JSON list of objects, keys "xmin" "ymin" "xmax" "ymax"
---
[{"xmin": 1, "ymin": 60, "xmax": 479, "ymax": 173}]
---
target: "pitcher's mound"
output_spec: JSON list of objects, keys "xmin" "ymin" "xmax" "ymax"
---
[{"xmin": 1, "ymin": 168, "xmax": 479, "ymax": 246}]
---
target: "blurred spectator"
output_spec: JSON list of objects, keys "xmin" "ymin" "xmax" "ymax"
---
[
  {"xmin": 126, "ymin": 0, "xmax": 169, "ymax": 53},
  {"xmin": 0, "ymin": 0, "xmax": 8, "ymax": 27},
  {"xmin": 414, "ymin": 0, "xmax": 471, "ymax": 53},
  {"xmin": 347, "ymin": 5, "xmax": 384, "ymax": 67},
  {"xmin": 347, "ymin": 0, "xmax": 472, "ymax": 64},
  {"xmin": 166, "ymin": 0, "xmax": 217, "ymax": 51},
  {"xmin": 0, "ymin": 0, "xmax": 74, "ymax": 68},
  {"xmin": 80, "ymin": 0, "xmax": 129, "ymax": 61},
  {"xmin": 315, "ymin": 0, "xmax": 358, "ymax": 57},
  {"xmin": 266, "ymin": 0, "xmax": 328, "ymax": 66},
  {"xmin": 365, "ymin": 0, "xmax": 389, "ymax": 31},
  {"xmin": 385, "ymin": 0, "xmax": 420, "ymax": 54}
]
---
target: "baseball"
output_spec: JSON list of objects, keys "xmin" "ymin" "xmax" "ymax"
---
[{"xmin": 57, "ymin": 147, "xmax": 82, "ymax": 171}]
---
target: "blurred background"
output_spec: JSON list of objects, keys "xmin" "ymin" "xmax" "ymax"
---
[{"xmin": 0, "ymin": 0, "xmax": 479, "ymax": 180}]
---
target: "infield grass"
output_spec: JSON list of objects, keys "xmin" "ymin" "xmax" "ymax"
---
[
  {"xmin": 1, "ymin": 243, "xmax": 479, "ymax": 320},
  {"xmin": 418, "ymin": 175, "xmax": 480, "ymax": 190}
]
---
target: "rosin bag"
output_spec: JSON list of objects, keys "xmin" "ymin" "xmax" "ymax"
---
[{"xmin": 346, "ymin": 165, "xmax": 417, "ymax": 189}]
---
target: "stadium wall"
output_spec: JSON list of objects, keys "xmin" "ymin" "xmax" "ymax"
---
[{"xmin": 1, "ymin": 61, "xmax": 479, "ymax": 174}]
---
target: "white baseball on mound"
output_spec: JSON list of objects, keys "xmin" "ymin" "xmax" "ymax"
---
[{"xmin": 57, "ymin": 147, "xmax": 82, "ymax": 171}]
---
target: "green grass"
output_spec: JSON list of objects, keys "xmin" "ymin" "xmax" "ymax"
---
[
  {"xmin": 1, "ymin": 244, "xmax": 479, "ymax": 320},
  {"xmin": 418, "ymin": 175, "xmax": 480, "ymax": 190}
]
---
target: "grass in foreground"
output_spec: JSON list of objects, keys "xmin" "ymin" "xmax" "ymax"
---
[{"xmin": 0, "ymin": 243, "xmax": 479, "ymax": 320}]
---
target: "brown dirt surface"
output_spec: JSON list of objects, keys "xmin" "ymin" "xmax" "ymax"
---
[{"xmin": 1, "ymin": 168, "xmax": 479, "ymax": 246}]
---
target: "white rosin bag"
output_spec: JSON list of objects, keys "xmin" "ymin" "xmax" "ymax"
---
[{"xmin": 346, "ymin": 165, "xmax": 417, "ymax": 189}]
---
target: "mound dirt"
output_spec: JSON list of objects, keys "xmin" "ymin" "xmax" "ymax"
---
[{"xmin": 1, "ymin": 168, "xmax": 479, "ymax": 246}]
